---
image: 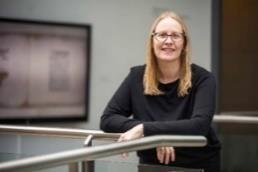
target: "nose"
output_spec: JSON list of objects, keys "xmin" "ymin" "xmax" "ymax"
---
[{"xmin": 164, "ymin": 36, "xmax": 174, "ymax": 43}]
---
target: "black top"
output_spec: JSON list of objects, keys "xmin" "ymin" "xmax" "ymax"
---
[{"xmin": 100, "ymin": 64, "xmax": 221, "ymax": 171}]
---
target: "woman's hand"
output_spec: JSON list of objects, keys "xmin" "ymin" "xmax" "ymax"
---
[
  {"xmin": 118, "ymin": 124, "xmax": 144, "ymax": 142},
  {"xmin": 156, "ymin": 146, "xmax": 176, "ymax": 164},
  {"xmin": 117, "ymin": 124, "xmax": 144, "ymax": 158}
]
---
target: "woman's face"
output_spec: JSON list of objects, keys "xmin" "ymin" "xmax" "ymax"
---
[{"xmin": 152, "ymin": 17, "xmax": 184, "ymax": 63}]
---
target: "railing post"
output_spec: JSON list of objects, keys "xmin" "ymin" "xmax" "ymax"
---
[
  {"xmin": 82, "ymin": 135, "xmax": 94, "ymax": 172},
  {"xmin": 68, "ymin": 162, "xmax": 79, "ymax": 172}
]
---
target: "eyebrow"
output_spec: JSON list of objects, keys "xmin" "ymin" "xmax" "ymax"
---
[{"xmin": 154, "ymin": 31, "xmax": 183, "ymax": 34}]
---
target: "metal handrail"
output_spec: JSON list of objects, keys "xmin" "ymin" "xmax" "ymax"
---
[
  {"xmin": 0, "ymin": 114, "xmax": 256, "ymax": 171},
  {"xmin": 213, "ymin": 115, "xmax": 258, "ymax": 124},
  {"xmin": 1, "ymin": 114, "xmax": 257, "ymax": 140},
  {"xmin": 0, "ymin": 124, "xmax": 120, "ymax": 140},
  {"xmin": 0, "ymin": 135, "xmax": 207, "ymax": 172}
]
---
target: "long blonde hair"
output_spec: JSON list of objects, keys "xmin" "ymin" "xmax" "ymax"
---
[{"xmin": 143, "ymin": 11, "xmax": 192, "ymax": 97}]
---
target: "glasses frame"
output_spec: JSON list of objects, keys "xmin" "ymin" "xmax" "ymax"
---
[{"xmin": 152, "ymin": 32, "xmax": 185, "ymax": 43}]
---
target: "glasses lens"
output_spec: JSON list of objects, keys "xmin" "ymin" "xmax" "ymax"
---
[
  {"xmin": 156, "ymin": 33, "xmax": 167, "ymax": 42},
  {"xmin": 153, "ymin": 32, "xmax": 183, "ymax": 42}
]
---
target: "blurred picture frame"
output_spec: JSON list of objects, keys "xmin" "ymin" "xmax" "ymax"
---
[{"xmin": 0, "ymin": 18, "xmax": 91, "ymax": 122}]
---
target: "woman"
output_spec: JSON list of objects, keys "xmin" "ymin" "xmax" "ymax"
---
[{"xmin": 100, "ymin": 11, "xmax": 221, "ymax": 172}]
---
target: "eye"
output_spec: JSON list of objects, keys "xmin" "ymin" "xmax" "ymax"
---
[
  {"xmin": 172, "ymin": 33, "xmax": 181, "ymax": 39},
  {"xmin": 157, "ymin": 33, "xmax": 168, "ymax": 38}
]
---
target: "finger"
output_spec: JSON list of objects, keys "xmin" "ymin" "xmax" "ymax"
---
[
  {"xmin": 156, "ymin": 147, "xmax": 162, "ymax": 162},
  {"xmin": 118, "ymin": 135, "xmax": 129, "ymax": 159},
  {"xmin": 164, "ymin": 147, "xmax": 171, "ymax": 164},
  {"xmin": 171, "ymin": 147, "xmax": 175, "ymax": 162},
  {"xmin": 156, "ymin": 148, "xmax": 160, "ymax": 161},
  {"xmin": 122, "ymin": 152, "xmax": 128, "ymax": 158},
  {"xmin": 159, "ymin": 147, "xmax": 165, "ymax": 163}
]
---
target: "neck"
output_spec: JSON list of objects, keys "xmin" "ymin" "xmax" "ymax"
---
[{"xmin": 157, "ymin": 60, "xmax": 180, "ymax": 84}]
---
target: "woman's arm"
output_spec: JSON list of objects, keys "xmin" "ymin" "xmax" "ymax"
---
[{"xmin": 100, "ymin": 70, "xmax": 141, "ymax": 133}]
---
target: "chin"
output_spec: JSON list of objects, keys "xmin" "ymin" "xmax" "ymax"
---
[{"xmin": 158, "ymin": 56, "xmax": 179, "ymax": 62}]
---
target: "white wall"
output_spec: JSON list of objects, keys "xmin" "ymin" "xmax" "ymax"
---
[{"xmin": 0, "ymin": 0, "xmax": 211, "ymax": 164}]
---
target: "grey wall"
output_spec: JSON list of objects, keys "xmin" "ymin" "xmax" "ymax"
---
[{"xmin": 0, "ymin": 0, "xmax": 212, "ymax": 164}]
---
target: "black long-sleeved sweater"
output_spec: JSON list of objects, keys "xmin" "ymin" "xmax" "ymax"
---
[{"xmin": 100, "ymin": 64, "xmax": 221, "ymax": 171}]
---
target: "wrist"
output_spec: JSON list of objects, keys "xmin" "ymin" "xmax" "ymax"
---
[{"xmin": 137, "ymin": 124, "xmax": 144, "ymax": 137}]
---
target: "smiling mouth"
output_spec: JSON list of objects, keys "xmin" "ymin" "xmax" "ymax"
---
[{"xmin": 161, "ymin": 48, "xmax": 175, "ymax": 53}]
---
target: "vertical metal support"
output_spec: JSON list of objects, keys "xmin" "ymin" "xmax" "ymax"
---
[
  {"xmin": 68, "ymin": 162, "xmax": 79, "ymax": 172},
  {"xmin": 82, "ymin": 135, "xmax": 94, "ymax": 172}
]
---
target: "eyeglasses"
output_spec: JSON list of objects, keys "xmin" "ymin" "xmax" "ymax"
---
[{"xmin": 152, "ymin": 32, "xmax": 184, "ymax": 42}]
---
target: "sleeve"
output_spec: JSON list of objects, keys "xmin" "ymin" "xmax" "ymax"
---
[
  {"xmin": 143, "ymin": 74, "xmax": 216, "ymax": 136},
  {"xmin": 100, "ymin": 69, "xmax": 141, "ymax": 133}
]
